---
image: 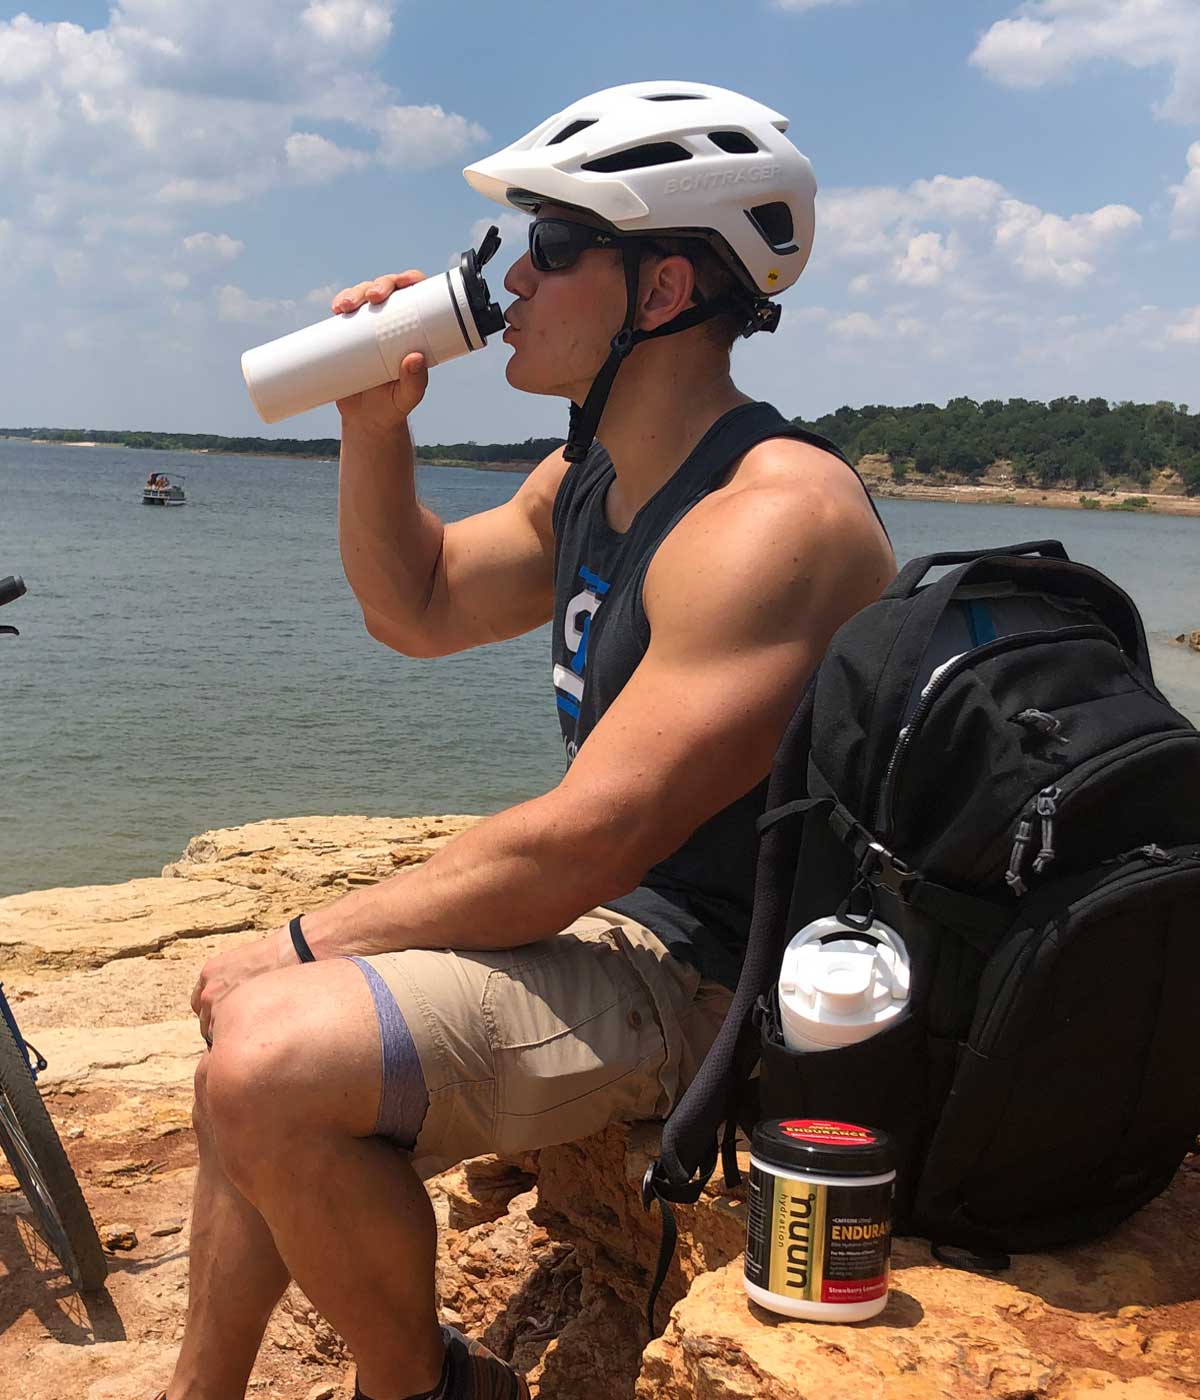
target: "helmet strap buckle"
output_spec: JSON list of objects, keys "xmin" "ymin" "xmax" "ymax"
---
[{"xmin": 750, "ymin": 301, "xmax": 782, "ymax": 335}]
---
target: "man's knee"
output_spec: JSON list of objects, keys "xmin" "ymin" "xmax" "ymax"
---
[
  {"xmin": 203, "ymin": 979, "xmax": 302, "ymax": 1183},
  {"xmin": 200, "ymin": 963, "xmax": 383, "ymax": 1187},
  {"xmin": 192, "ymin": 1051, "xmax": 213, "ymax": 1139}
]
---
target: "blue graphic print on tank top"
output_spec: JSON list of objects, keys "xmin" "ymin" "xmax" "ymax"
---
[
  {"xmin": 549, "ymin": 401, "xmax": 875, "ymax": 989},
  {"xmin": 553, "ymin": 566, "xmax": 610, "ymax": 744}
]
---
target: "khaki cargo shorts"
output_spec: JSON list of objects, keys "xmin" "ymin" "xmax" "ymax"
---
[{"xmin": 357, "ymin": 907, "xmax": 732, "ymax": 1179}]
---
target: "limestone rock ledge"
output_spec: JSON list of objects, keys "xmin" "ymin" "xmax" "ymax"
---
[
  {"xmin": 1, "ymin": 815, "xmax": 1197, "ymax": 1400},
  {"xmin": 446, "ymin": 1129, "xmax": 1199, "ymax": 1400}
]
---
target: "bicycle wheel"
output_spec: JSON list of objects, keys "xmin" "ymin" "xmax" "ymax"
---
[{"xmin": 0, "ymin": 1010, "xmax": 108, "ymax": 1293}]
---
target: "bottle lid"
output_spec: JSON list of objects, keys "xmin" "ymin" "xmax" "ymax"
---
[
  {"xmin": 778, "ymin": 916, "xmax": 911, "ymax": 1050},
  {"xmin": 751, "ymin": 1118, "xmax": 895, "ymax": 1177}
]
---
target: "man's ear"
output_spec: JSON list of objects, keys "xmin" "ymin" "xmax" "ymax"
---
[{"xmin": 638, "ymin": 255, "xmax": 696, "ymax": 332}]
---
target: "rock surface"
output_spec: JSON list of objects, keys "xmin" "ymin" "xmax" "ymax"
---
[{"xmin": 0, "ymin": 815, "xmax": 1196, "ymax": 1400}]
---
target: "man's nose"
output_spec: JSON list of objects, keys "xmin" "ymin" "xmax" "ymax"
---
[{"xmin": 503, "ymin": 252, "xmax": 536, "ymax": 299}]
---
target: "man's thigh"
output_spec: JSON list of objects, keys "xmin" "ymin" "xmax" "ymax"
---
[{"xmin": 356, "ymin": 909, "xmax": 730, "ymax": 1178}]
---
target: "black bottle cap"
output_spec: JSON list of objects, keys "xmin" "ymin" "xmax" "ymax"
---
[
  {"xmin": 751, "ymin": 1118, "xmax": 895, "ymax": 1178},
  {"xmin": 460, "ymin": 225, "xmax": 505, "ymax": 339}
]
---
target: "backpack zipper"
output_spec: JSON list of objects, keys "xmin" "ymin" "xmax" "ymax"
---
[
  {"xmin": 972, "ymin": 848, "xmax": 1200, "ymax": 1054},
  {"xmin": 987, "ymin": 728, "xmax": 1200, "ymax": 890},
  {"xmin": 1004, "ymin": 785, "xmax": 1061, "ymax": 897},
  {"xmin": 880, "ymin": 624, "xmax": 1117, "ymax": 836}
]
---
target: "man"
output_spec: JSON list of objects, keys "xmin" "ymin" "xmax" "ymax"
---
[{"xmin": 160, "ymin": 82, "xmax": 894, "ymax": 1400}]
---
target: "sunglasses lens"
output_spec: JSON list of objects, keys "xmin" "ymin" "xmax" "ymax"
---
[{"xmin": 530, "ymin": 220, "xmax": 587, "ymax": 272}]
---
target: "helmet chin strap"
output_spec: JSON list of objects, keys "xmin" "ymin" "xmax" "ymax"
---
[{"xmin": 563, "ymin": 244, "xmax": 779, "ymax": 464}]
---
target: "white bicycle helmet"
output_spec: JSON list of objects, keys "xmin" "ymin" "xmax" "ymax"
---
[{"xmin": 463, "ymin": 81, "xmax": 818, "ymax": 460}]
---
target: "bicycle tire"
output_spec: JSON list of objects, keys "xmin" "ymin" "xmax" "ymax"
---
[{"xmin": 0, "ymin": 1010, "xmax": 108, "ymax": 1293}]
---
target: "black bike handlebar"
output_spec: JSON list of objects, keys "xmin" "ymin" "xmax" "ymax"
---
[{"xmin": 0, "ymin": 575, "xmax": 26, "ymax": 608}]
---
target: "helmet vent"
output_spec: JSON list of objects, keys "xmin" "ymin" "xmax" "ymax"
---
[
  {"xmin": 746, "ymin": 201, "xmax": 798, "ymax": 254},
  {"xmin": 547, "ymin": 119, "xmax": 597, "ymax": 146},
  {"xmin": 709, "ymin": 131, "xmax": 759, "ymax": 155},
  {"xmin": 582, "ymin": 142, "xmax": 692, "ymax": 173},
  {"xmin": 643, "ymin": 93, "xmax": 704, "ymax": 101}
]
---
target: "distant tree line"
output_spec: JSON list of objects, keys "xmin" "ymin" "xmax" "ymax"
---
[
  {"xmin": 793, "ymin": 397, "xmax": 1200, "ymax": 495},
  {"xmin": 0, "ymin": 426, "xmax": 564, "ymax": 465},
  {"xmin": 415, "ymin": 437, "xmax": 565, "ymax": 463},
  {"xmin": 0, "ymin": 427, "xmax": 342, "ymax": 457},
  {"xmin": 7, "ymin": 399, "xmax": 1200, "ymax": 493}
]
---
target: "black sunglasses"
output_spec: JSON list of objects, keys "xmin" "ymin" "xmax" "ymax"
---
[
  {"xmin": 529, "ymin": 217, "xmax": 669, "ymax": 273},
  {"xmin": 528, "ymin": 217, "xmax": 619, "ymax": 272}
]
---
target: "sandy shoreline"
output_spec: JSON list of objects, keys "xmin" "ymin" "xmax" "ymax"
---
[{"xmin": 868, "ymin": 480, "xmax": 1200, "ymax": 518}]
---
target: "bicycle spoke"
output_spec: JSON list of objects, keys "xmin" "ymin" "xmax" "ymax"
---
[{"xmin": 0, "ymin": 1091, "xmax": 82, "ymax": 1290}]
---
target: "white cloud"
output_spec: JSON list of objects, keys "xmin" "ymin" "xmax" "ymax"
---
[
  {"xmin": 1167, "ymin": 306, "xmax": 1200, "ymax": 343},
  {"xmin": 971, "ymin": 1, "xmax": 1200, "ymax": 122},
  {"xmin": 0, "ymin": 6, "xmax": 487, "ymax": 266},
  {"xmin": 373, "ymin": 105, "xmax": 489, "ymax": 170},
  {"xmin": 830, "ymin": 311, "xmax": 884, "ymax": 339},
  {"xmin": 993, "ymin": 199, "xmax": 1141, "ymax": 286},
  {"xmin": 182, "ymin": 232, "xmax": 245, "ymax": 262},
  {"xmin": 829, "ymin": 308, "xmax": 925, "ymax": 343},
  {"xmin": 820, "ymin": 173, "xmax": 1135, "ymax": 292},
  {"xmin": 216, "ymin": 284, "xmax": 299, "ymax": 326},
  {"xmin": 895, "ymin": 231, "xmax": 961, "ymax": 287},
  {"xmin": 285, "ymin": 132, "xmax": 370, "ymax": 183},
  {"xmin": 1169, "ymin": 142, "xmax": 1200, "ymax": 238},
  {"xmin": 300, "ymin": 1, "xmax": 393, "ymax": 50},
  {"xmin": 909, "ymin": 175, "xmax": 1006, "ymax": 221},
  {"xmin": 0, "ymin": 1, "xmax": 490, "ymax": 388}
]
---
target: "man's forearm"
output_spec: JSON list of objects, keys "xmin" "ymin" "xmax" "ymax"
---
[
  {"xmin": 338, "ymin": 418, "xmax": 446, "ymax": 632},
  {"xmin": 299, "ymin": 795, "xmax": 640, "ymax": 959}
]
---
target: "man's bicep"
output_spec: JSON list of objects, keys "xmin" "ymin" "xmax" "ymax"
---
[
  {"xmin": 556, "ymin": 631, "xmax": 817, "ymax": 882},
  {"xmin": 420, "ymin": 449, "xmax": 569, "ymax": 652}
]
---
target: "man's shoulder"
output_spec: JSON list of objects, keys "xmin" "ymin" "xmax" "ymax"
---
[
  {"xmin": 646, "ymin": 433, "xmax": 892, "ymax": 623},
  {"xmin": 687, "ymin": 432, "xmax": 875, "ymax": 538}
]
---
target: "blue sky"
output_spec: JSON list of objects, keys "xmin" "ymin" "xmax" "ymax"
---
[{"xmin": 1, "ymin": 1, "xmax": 1198, "ymax": 444}]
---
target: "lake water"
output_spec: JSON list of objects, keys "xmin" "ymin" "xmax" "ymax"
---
[{"xmin": 2, "ymin": 437, "xmax": 1198, "ymax": 897}]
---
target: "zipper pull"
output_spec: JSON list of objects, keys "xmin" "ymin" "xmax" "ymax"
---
[
  {"xmin": 1032, "ymin": 786, "xmax": 1061, "ymax": 876},
  {"xmin": 1006, "ymin": 814, "xmax": 1034, "ymax": 896},
  {"xmin": 1136, "ymin": 844, "xmax": 1173, "ymax": 865},
  {"xmin": 1014, "ymin": 709, "xmax": 1065, "ymax": 740}
]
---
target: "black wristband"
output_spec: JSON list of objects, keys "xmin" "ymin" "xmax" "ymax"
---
[{"xmin": 289, "ymin": 915, "xmax": 317, "ymax": 964}]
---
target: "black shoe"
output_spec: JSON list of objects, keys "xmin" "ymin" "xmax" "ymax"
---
[{"xmin": 442, "ymin": 1325, "xmax": 530, "ymax": 1400}]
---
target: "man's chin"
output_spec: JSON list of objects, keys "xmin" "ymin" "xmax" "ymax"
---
[{"xmin": 503, "ymin": 356, "xmax": 577, "ymax": 400}]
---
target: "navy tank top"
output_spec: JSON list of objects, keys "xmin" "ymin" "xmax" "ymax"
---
[{"xmin": 550, "ymin": 400, "xmax": 870, "ymax": 989}]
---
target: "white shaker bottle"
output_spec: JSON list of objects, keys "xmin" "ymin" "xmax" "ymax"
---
[
  {"xmin": 778, "ymin": 916, "xmax": 911, "ymax": 1051},
  {"xmin": 241, "ymin": 226, "xmax": 506, "ymax": 424}
]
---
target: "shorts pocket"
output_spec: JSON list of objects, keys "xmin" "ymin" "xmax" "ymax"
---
[{"xmin": 482, "ymin": 930, "xmax": 668, "ymax": 1155}]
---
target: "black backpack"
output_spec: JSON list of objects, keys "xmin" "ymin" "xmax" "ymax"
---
[{"xmin": 643, "ymin": 540, "xmax": 1200, "ymax": 1322}]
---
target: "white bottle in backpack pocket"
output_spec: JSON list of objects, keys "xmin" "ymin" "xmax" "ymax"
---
[{"xmin": 778, "ymin": 917, "xmax": 911, "ymax": 1052}]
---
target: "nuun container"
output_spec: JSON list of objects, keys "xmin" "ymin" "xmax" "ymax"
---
[
  {"xmin": 241, "ymin": 226, "xmax": 506, "ymax": 424},
  {"xmin": 744, "ymin": 1118, "xmax": 896, "ymax": 1321},
  {"xmin": 777, "ymin": 916, "xmax": 911, "ymax": 1052}
]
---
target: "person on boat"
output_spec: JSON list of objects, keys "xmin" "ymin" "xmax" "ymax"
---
[{"xmin": 167, "ymin": 82, "xmax": 895, "ymax": 1400}]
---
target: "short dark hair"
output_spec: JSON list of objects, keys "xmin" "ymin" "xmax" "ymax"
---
[{"xmin": 641, "ymin": 236, "xmax": 749, "ymax": 352}]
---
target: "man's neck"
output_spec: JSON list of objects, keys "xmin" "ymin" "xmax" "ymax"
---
[{"xmin": 589, "ymin": 348, "xmax": 752, "ymax": 533}]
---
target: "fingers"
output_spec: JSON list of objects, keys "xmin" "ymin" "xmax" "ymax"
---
[{"xmin": 331, "ymin": 270, "xmax": 425, "ymax": 315}]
